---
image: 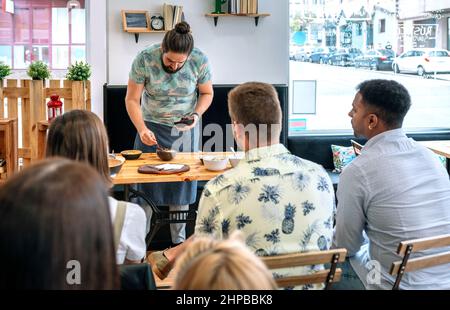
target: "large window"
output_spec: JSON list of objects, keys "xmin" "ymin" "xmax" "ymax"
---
[
  {"xmin": 0, "ymin": 0, "xmax": 86, "ymax": 70},
  {"xmin": 289, "ymin": 0, "xmax": 450, "ymax": 133}
]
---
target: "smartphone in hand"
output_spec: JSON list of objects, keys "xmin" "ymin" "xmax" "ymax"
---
[{"xmin": 174, "ymin": 115, "xmax": 195, "ymax": 126}]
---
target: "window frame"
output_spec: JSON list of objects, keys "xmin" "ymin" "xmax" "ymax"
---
[{"xmin": 0, "ymin": 0, "xmax": 86, "ymax": 70}]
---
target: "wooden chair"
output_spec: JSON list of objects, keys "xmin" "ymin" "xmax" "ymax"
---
[
  {"xmin": 389, "ymin": 234, "xmax": 450, "ymax": 290},
  {"xmin": 261, "ymin": 248, "xmax": 347, "ymax": 289}
]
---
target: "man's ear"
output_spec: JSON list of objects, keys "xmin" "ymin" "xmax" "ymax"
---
[
  {"xmin": 368, "ymin": 113, "xmax": 379, "ymax": 130},
  {"xmin": 232, "ymin": 121, "xmax": 243, "ymax": 139}
]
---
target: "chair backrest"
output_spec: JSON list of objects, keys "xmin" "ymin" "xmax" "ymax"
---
[
  {"xmin": 119, "ymin": 263, "xmax": 156, "ymax": 290},
  {"xmin": 389, "ymin": 234, "xmax": 450, "ymax": 290},
  {"xmin": 261, "ymin": 248, "xmax": 347, "ymax": 289}
]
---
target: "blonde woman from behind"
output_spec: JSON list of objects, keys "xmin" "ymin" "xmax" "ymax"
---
[{"xmin": 173, "ymin": 232, "xmax": 277, "ymax": 290}]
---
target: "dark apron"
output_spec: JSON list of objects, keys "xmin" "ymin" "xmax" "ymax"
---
[{"xmin": 133, "ymin": 121, "xmax": 198, "ymax": 205}]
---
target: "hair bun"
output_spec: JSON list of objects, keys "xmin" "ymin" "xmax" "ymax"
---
[{"xmin": 175, "ymin": 21, "xmax": 190, "ymax": 34}]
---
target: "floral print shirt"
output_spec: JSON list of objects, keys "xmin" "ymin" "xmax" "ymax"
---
[
  {"xmin": 195, "ymin": 144, "xmax": 335, "ymax": 289},
  {"xmin": 129, "ymin": 44, "xmax": 212, "ymax": 126}
]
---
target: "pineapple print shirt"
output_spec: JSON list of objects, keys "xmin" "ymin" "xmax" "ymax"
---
[
  {"xmin": 129, "ymin": 44, "xmax": 212, "ymax": 126},
  {"xmin": 195, "ymin": 144, "xmax": 335, "ymax": 290}
]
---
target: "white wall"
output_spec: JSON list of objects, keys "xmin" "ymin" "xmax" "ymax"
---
[
  {"xmin": 87, "ymin": 0, "xmax": 107, "ymax": 118},
  {"xmin": 107, "ymin": 0, "xmax": 289, "ymax": 85}
]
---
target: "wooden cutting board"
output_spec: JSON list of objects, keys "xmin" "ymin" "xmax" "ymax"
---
[{"xmin": 138, "ymin": 164, "xmax": 190, "ymax": 175}]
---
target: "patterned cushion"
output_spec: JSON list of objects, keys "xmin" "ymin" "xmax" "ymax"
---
[{"xmin": 331, "ymin": 144, "xmax": 356, "ymax": 173}]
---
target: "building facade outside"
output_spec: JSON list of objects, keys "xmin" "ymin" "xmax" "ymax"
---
[
  {"xmin": 290, "ymin": 0, "xmax": 449, "ymax": 54},
  {"xmin": 397, "ymin": 0, "xmax": 450, "ymax": 53}
]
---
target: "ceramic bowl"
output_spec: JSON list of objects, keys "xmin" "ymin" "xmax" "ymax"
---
[
  {"xmin": 228, "ymin": 155, "xmax": 244, "ymax": 168},
  {"xmin": 108, "ymin": 156, "xmax": 125, "ymax": 175},
  {"xmin": 202, "ymin": 156, "xmax": 228, "ymax": 171},
  {"xmin": 156, "ymin": 148, "xmax": 177, "ymax": 161},
  {"xmin": 120, "ymin": 149, "xmax": 142, "ymax": 160}
]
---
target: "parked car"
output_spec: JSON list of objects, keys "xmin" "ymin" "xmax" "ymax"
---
[
  {"xmin": 327, "ymin": 49, "xmax": 353, "ymax": 66},
  {"xmin": 292, "ymin": 46, "xmax": 313, "ymax": 61},
  {"xmin": 308, "ymin": 47, "xmax": 335, "ymax": 64},
  {"xmin": 354, "ymin": 49, "xmax": 395, "ymax": 71},
  {"xmin": 346, "ymin": 47, "xmax": 363, "ymax": 61},
  {"xmin": 289, "ymin": 45, "xmax": 302, "ymax": 60},
  {"xmin": 392, "ymin": 48, "xmax": 450, "ymax": 76}
]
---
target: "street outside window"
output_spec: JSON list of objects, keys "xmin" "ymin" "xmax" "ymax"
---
[{"xmin": 289, "ymin": 0, "xmax": 450, "ymax": 133}]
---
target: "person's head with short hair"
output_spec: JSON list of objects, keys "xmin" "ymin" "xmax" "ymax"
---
[
  {"xmin": 46, "ymin": 109, "xmax": 111, "ymax": 187},
  {"xmin": 161, "ymin": 21, "xmax": 194, "ymax": 73},
  {"xmin": 349, "ymin": 79, "xmax": 411, "ymax": 139},
  {"xmin": 173, "ymin": 231, "xmax": 277, "ymax": 290},
  {"xmin": 228, "ymin": 82, "xmax": 282, "ymax": 151},
  {"xmin": 0, "ymin": 158, "xmax": 118, "ymax": 289}
]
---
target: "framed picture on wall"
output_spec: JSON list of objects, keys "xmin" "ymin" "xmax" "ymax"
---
[{"xmin": 121, "ymin": 10, "xmax": 150, "ymax": 32}]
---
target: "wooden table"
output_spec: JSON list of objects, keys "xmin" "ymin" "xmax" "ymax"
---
[
  {"xmin": 112, "ymin": 152, "xmax": 235, "ymax": 246},
  {"xmin": 419, "ymin": 140, "xmax": 450, "ymax": 173},
  {"xmin": 112, "ymin": 152, "xmax": 233, "ymax": 185}
]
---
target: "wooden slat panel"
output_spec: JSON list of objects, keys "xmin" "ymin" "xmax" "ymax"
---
[
  {"xmin": 397, "ymin": 234, "xmax": 450, "ymax": 256},
  {"xmin": 45, "ymin": 88, "xmax": 72, "ymax": 98},
  {"xmin": 0, "ymin": 84, "xmax": 4, "ymax": 118},
  {"xmin": 3, "ymin": 87, "xmax": 29, "ymax": 99},
  {"xmin": 86, "ymin": 80, "xmax": 91, "ymax": 111},
  {"xmin": 49, "ymin": 80, "xmax": 60, "ymax": 88},
  {"xmin": 390, "ymin": 251, "xmax": 450, "ymax": 275},
  {"xmin": 21, "ymin": 80, "xmax": 31, "ymax": 167},
  {"xmin": 29, "ymin": 80, "xmax": 45, "ymax": 162},
  {"xmin": 262, "ymin": 249, "xmax": 347, "ymax": 269},
  {"xmin": 0, "ymin": 118, "xmax": 18, "ymax": 178},
  {"xmin": 38, "ymin": 120, "xmax": 49, "ymax": 131},
  {"xmin": 18, "ymin": 147, "xmax": 31, "ymax": 159},
  {"xmin": 71, "ymin": 81, "xmax": 85, "ymax": 110},
  {"xmin": 63, "ymin": 80, "xmax": 73, "ymax": 111},
  {"xmin": 37, "ymin": 120, "xmax": 48, "ymax": 160},
  {"xmin": 275, "ymin": 269, "xmax": 342, "ymax": 288},
  {"xmin": 6, "ymin": 80, "xmax": 19, "ymax": 119}
]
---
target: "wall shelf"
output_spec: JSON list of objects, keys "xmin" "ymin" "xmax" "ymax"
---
[
  {"xmin": 205, "ymin": 13, "xmax": 270, "ymax": 27},
  {"xmin": 125, "ymin": 29, "xmax": 167, "ymax": 43}
]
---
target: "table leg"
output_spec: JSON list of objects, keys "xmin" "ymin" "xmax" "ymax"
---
[
  {"xmin": 123, "ymin": 184, "xmax": 130, "ymax": 201},
  {"xmin": 124, "ymin": 185, "xmax": 197, "ymax": 249}
]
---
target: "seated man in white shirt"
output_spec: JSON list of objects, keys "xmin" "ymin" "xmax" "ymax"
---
[
  {"xmin": 333, "ymin": 79, "xmax": 450, "ymax": 289},
  {"xmin": 148, "ymin": 82, "xmax": 335, "ymax": 289}
]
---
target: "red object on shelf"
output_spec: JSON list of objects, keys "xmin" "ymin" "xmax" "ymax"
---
[{"xmin": 47, "ymin": 94, "xmax": 63, "ymax": 121}]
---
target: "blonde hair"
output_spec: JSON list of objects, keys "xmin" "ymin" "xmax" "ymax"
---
[{"xmin": 173, "ymin": 232, "xmax": 277, "ymax": 290}]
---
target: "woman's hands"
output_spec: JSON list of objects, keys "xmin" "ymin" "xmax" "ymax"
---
[{"xmin": 139, "ymin": 128, "xmax": 157, "ymax": 146}]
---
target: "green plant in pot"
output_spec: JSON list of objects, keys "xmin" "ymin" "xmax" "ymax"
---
[
  {"xmin": 0, "ymin": 62, "xmax": 12, "ymax": 82},
  {"xmin": 27, "ymin": 61, "xmax": 51, "ymax": 80},
  {"xmin": 66, "ymin": 61, "xmax": 91, "ymax": 81}
]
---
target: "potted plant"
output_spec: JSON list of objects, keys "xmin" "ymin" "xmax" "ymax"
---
[
  {"xmin": 27, "ymin": 61, "xmax": 51, "ymax": 80},
  {"xmin": 0, "ymin": 62, "xmax": 11, "ymax": 82},
  {"xmin": 66, "ymin": 61, "xmax": 91, "ymax": 81}
]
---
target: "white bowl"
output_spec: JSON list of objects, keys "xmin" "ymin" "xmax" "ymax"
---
[
  {"xmin": 202, "ymin": 155, "xmax": 228, "ymax": 171},
  {"xmin": 228, "ymin": 155, "xmax": 244, "ymax": 168}
]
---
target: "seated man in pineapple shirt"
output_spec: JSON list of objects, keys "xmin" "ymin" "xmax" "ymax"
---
[{"xmin": 148, "ymin": 82, "xmax": 335, "ymax": 289}]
